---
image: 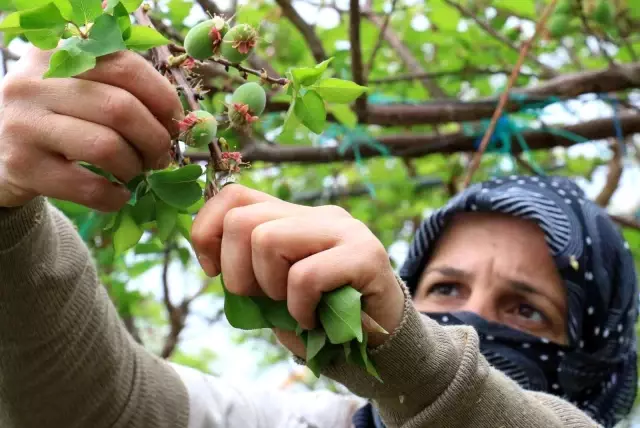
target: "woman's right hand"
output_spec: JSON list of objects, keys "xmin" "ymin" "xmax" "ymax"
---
[{"xmin": 0, "ymin": 46, "xmax": 184, "ymax": 212}]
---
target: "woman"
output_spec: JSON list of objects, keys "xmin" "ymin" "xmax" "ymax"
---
[
  {"xmin": 352, "ymin": 175, "xmax": 638, "ymax": 427},
  {"xmin": 0, "ymin": 47, "xmax": 635, "ymax": 428}
]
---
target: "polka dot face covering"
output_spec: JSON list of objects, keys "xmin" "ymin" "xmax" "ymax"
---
[{"xmin": 399, "ymin": 175, "xmax": 639, "ymax": 427}]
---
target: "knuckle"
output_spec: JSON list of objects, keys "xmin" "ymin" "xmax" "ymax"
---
[
  {"xmin": 223, "ymin": 206, "xmax": 252, "ymax": 236},
  {"xmin": 102, "ymin": 91, "xmax": 131, "ymax": 123},
  {"xmin": 77, "ymin": 177, "xmax": 110, "ymax": 205},
  {"xmin": 316, "ymin": 204, "xmax": 351, "ymax": 218},
  {"xmin": 251, "ymin": 223, "xmax": 277, "ymax": 252},
  {"xmin": 87, "ymin": 132, "xmax": 121, "ymax": 164},
  {"xmin": 288, "ymin": 264, "xmax": 318, "ymax": 291},
  {"xmin": 2, "ymin": 140, "xmax": 31, "ymax": 172},
  {"xmin": 0, "ymin": 76, "xmax": 31, "ymax": 101}
]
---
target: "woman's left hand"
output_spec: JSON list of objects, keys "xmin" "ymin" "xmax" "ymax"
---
[{"xmin": 191, "ymin": 184, "xmax": 405, "ymax": 357}]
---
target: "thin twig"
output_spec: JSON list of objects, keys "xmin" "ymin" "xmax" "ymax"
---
[
  {"xmin": 444, "ymin": 0, "xmax": 557, "ymax": 78},
  {"xmin": 594, "ymin": 140, "xmax": 623, "ymax": 207},
  {"xmin": 274, "ymin": 0, "xmax": 327, "ymax": 62},
  {"xmin": 365, "ymin": 10, "xmax": 447, "ymax": 98},
  {"xmin": 349, "ymin": 0, "xmax": 367, "ymax": 121},
  {"xmin": 576, "ymin": 0, "xmax": 616, "ymax": 67},
  {"xmin": 168, "ymin": 44, "xmax": 289, "ymax": 86},
  {"xmin": 461, "ymin": 0, "xmax": 559, "ymax": 189},
  {"xmin": 162, "ymin": 245, "xmax": 175, "ymax": 312},
  {"xmin": 365, "ymin": 0, "xmax": 398, "ymax": 77},
  {"xmin": 369, "ymin": 66, "xmax": 538, "ymax": 84}
]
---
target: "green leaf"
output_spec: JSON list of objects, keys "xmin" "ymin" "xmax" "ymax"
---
[
  {"xmin": 0, "ymin": 11, "xmax": 21, "ymax": 30},
  {"xmin": 177, "ymin": 246, "xmax": 191, "ymax": 267},
  {"xmin": 135, "ymin": 240, "xmax": 164, "ymax": 254},
  {"xmin": 350, "ymin": 332, "xmax": 381, "ymax": 381},
  {"xmin": 44, "ymin": 48, "xmax": 96, "ymax": 78},
  {"xmin": 253, "ymin": 298, "xmax": 298, "ymax": 331},
  {"xmin": 68, "ymin": 0, "xmax": 102, "ymax": 25},
  {"xmin": 176, "ymin": 213, "xmax": 193, "ymax": 242},
  {"xmin": 155, "ymin": 197, "xmax": 178, "ymax": 242},
  {"xmin": 130, "ymin": 191, "xmax": 155, "ymax": 224},
  {"xmin": 291, "ymin": 57, "xmax": 333, "ymax": 87},
  {"xmin": 221, "ymin": 274, "xmax": 272, "ymax": 330},
  {"xmin": 167, "ymin": 0, "xmax": 192, "ymax": 24},
  {"xmin": 25, "ymin": 26, "xmax": 66, "ymax": 49},
  {"xmin": 327, "ymin": 104, "xmax": 357, "ymax": 129},
  {"xmin": 128, "ymin": 260, "xmax": 158, "ymax": 278},
  {"xmin": 305, "ymin": 329, "xmax": 326, "ymax": 361},
  {"xmin": 19, "ymin": 2, "xmax": 66, "ymax": 29},
  {"xmin": 113, "ymin": 207, "xmax": 143, "ymax": 255},
  {"xmin": 313, "ymin": 78, "xmax": 369, "ymax": 104},
  {"xmin": 307, "ymin": 343, "xmax": 341, "ymax": 378},
  {"xmin": 150, "ymin": 180, "xmax": 203, "ymax": 210},
  {"xmin": 79, "ymin": 13, "xmax": 126, "ymax": 56},
  {"xmin": 111, "ymin": 2, "xmax": 131, "ymax": 39},
  {"xmin": 125, "ymin": 25, "xmax": 169, "ymax": 51},
  {"xmin": 293, "ymin": 90, "xmax": 326, "ymax": 134},
  {"xmin": 277, "ymin": 99, "xmax": 300, "ymax": 143},
  {"xmin": 148, "ymin": 164, "xmax": 203, "ymax": 184},
  {"xmin": 318, "ymin": 286, "xmax": 363, "ymax": 344},
  {"xmin": 120, "ymin": 0, "xmax": 141, "ymax": 12}
]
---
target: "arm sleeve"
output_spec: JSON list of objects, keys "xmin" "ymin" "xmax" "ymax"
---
[
  {"xmin": 320, "ymin": 276, "xmax": 602, "ymax": 428},
  {"xmin": 0, "ymin": 198, "xmax": 190, "ymax": 428}
]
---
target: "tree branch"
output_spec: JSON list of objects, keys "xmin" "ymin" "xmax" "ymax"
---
[
  {"xmin": 349, "ymin": 0, "xmax": 367, "ymax": 121},
  {"xmin": 169, "ymin": 44, "xmax": 289, "ymax": 86},
  {"xmin": 265, "ymin": 60, "xmax": 640, "ymax": 126},
  {"xmin": 462, "ymin": 0, "xmax": 558, "ymax": 188},
  {"xmin": 365, "ymin": 0, "xmax": 398, "ymax": 77},
  {"xmin": 365, "ymin": 11, "xmax": 447, "ymax": 98},
  {"xmin": 186, "ymin": 112, "xmax": 640, "ymax": 164},
  {"xmin": 274, "ymin": 0, "xmax": 327, "ymax": 63},
  {"xmin": 292, "ymin": 175, "xmax": 445, "ymax": 204},
  {"xmin": 369, "ymin": 66, "xmax": 538, "ymax": 84},
  {"xmin": 444, "ymin": 0, "xmax": 558, "ymax": 78},
  {"xmin": 594, "ymin": 140, "xmax": 623, "ymax": 207}
]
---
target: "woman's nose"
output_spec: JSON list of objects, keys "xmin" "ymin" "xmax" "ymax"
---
[{"xmin": 461, "ymin": 292, "xmax": 499, "ymax": 323}]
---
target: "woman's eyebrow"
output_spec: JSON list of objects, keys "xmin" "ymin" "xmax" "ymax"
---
[
  {"xmin": 425, "ymin": 265, "xmax": 471, "ymax": 279},
  {"xmin": 508, "ymin": 280, "xmax": 541, "ymax": 296}
]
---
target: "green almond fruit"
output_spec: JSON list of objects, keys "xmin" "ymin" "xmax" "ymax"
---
[
  {"xmin": 185, "ymin": 16, "xmax": 229, "ymax": 60},
  {"xmin": 220, "ymin": 24, "xmax": 256, "ymax": 63},
  {"xmin": 230, "ymin": 82, "xmax": 266, "ymax": 116},
  {"xmin": 187, "ymin": 110, "xmax": 218, "ymax": 147}
]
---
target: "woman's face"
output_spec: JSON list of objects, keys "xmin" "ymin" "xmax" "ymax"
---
[{"xmin": 413, "ymin": 212, "xmax": 568, "ymax": 344}]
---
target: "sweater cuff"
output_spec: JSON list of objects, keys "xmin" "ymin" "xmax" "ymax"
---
[
  {"xmin": 319, "ymin": 274, "xmax": 465, "ymax": 423},
  {"xmin": 0, "ymin": 197, "xmax": 47, "ymax": 252}
]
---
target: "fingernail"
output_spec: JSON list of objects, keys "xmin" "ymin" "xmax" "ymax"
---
[{"xmin": 198, "ymin": 255, "xmax": 217, "ymax": 277}]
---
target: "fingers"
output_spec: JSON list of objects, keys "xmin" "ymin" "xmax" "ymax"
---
[
  {"xmin": 32, "ymin": 155, "xmax": 130, "ymax": 212},
  {"xmin": 77, "ymin": 51, "xmax": 184, "ymax": 136},
  {"xmin": 250, "ymin": 214, "xmax": 350, "ymax": 301},
  {"xmin": 220, "ymin": 201, "xmax": 311, "ymax": 297},
  {"xmin": 192, "ymin": 185, "xmax": 280, "ymax": 275},
  {"xmin": 25, "ymin": 78, "xmax": 171, "ymax": 170},
  {"xmin": 36, "ymin": 113, "xmax": 143, "ymax": 183}
]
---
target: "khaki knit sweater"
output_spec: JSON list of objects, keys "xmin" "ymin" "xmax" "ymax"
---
[{"xmin": 0, "ymin": 197, "xmax": 601, "ymax": 428}]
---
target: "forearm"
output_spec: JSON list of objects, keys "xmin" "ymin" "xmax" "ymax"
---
[
  {"xmin": 0, "ymin": 198, "xmax": 189, "ymax": 428},
  {"xmin": 321, "ymin": 276, "xmax": 599, "ymax": 428}
]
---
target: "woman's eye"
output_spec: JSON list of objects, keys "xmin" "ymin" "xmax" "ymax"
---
[
  {"xmin": 516, "ymin": 303, "xmax": 546, "ymax": 323},
  {"xmin": 427, "ymin": 283, "xmax": 461, "ymax": 298}
]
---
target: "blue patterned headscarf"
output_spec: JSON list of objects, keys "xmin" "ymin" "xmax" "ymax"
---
[{"xmin": 398, "ymin": 175, "xmax": 639, "ymax": 426}]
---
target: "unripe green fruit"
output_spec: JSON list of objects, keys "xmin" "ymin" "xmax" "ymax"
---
[
  {"xmin": 231, "ymin": 82, "xmax": 266, "ymax": 116},
  {"xmin": 187, "ymin": 110, "xmax": 218, "ymax": 147},
  {"xmin": 548, "ymin": 14, "xmax": 568, "ymax": 38},
  {"xmin": 221, "ymin": 24, "xmax": 257, "ymax": 63},
  {"xmin": 184, "ymin": 16, "xmax": 230, "ymax": 60},
  {"xmin": 593, "ymin": 0, "xmax": 614, "ymax": 26},
  {"xmin": 556, "ymin": 0, "xmax": 573, "ymax": 15}
]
